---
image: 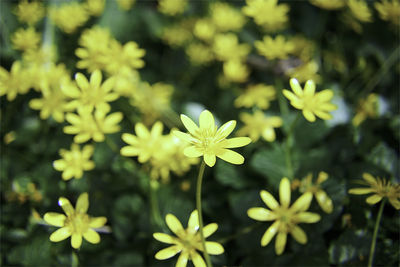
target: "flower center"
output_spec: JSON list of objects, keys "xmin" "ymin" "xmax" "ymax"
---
[{"xmin": 65, "ymin": 213, "xmax": 90, "ymax": 234}]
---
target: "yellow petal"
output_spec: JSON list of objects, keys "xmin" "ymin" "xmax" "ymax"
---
[
  {"xmin": 303, "ymin": 80, "xmax": 315, "ymax": 96},
  {"xmin": 316, "ymin": 171, "xmax": 328, "ymax": 184},
  {"xmin": 120, "ymin": 146, "xmax": 139, "ymax": 157},
  {"xmin": 74, "ymin": 133, "xmax": 92, "ymax": 144},
  {"xmin": 222, "ymin": 137, "xmax": 251, "ymax": 148},
  {"xmin": 190, "ymin": 251, "xmax": 205, "ymax": 267},
  {"xmin": 362, "ymin": 173, "xmax": 377, "ymax": 185},
  {"xmin": 261, "ymin": 220, "xmax": 280, "ymax": 246},
  {"xmin": 184, "ymin": 146, "xmax": 203, "ymax": 158},
  {"xmin": 262, "ymin": 128, "xmax": 275, "ymax": 142},
  {"xmin": 294, "ymin": 212, "xmax": 321, "ymax": 223},
  {"xmin": 205, "ymin": 241, "xmax": 224, "ymax": 255},
  {"xmin": 90, "ymin": 70, "xmax": 102, "ymax": 88},
  {"xmin": 181, "ymin": 114, "xmax": 199, "ymax": 135},
  {"xmin": 122, "ymin": 133, "xmax": 138, "ymax": 145},
  {"xmin": 348, "ymin": 188, "xmax": 375, "ymax": 195},
  {"xmin": 173, "ymin": 130, "xmax": 195, "ymax": 143},
  {"xmin": 151, "ymin": 121, "xmax": 163, "ymax": 137},
  {"xmin": 290, "ymin": 226, "xmax": 307, "ymax": 244},
  {"xmin": 165, "ymin": 214, "xmax": 184, "ymax": 237},
  {"xmin": 44, "ymin": 212, "xmax": 66, "ymax": 227},
  {"xmin": 199, "ymin": 110, "xmax": 214, "ymax": 130},
  {"xmin": 58, "ymin": 197, "xmax": 74, "ymax": 216},
  {"xmin": 303, "ymin": 110, "xmax": 316, "ymax": 122},
  {"xmin": 176, "ymin": 251, "xmax": 189, "ymax": 267},
  {"xmin": 247, "ymin": 207, "xmax": 276, "ymax": 221},
  {"xmin": 366, "ymin": 194, "xmax": 383, "ymax": 205},
  {"xmin": 153, "ymin": 233, "xmax": 176, "ymax": 244},
  {"xmin": 203, "ymin": 223, "xmax": 218, "ymax": 238},
  {"xmin": 260, "ymin": 190, "xmax": 279, "ymax": 210},
  {"xmin": 388, "ymin": 198, "xmax": 400, "ymax": 210},
  {"xmin": 216, "ymin": 149, "xmax": 244, "ymax": 165},
  {"xmin": 275, "ymin": 231, "xmax": 287, "ymax": 255},
  {"xmin": 71, "ymin": 233, "xmax": 82, "ymax": 249},
  {"xmin": 315, "ymin": 190, "xmax": 333, "ymax": 213},
  {"xmin": 282, "ymin": 90, "xmax": 298, "ymax": 102},
  {"xmin": 204, "ymin": 154, "xmax": 216, "ymax": 167},
  {"xmin": 290, "ymin": 192, "xmax": 313, "ymax": 212},
  {"xmin": 135, "ymin": 123, "xmax": 149, "ymax": 138},
  {"xmin": 53, "ymin": 160, "xmax": 66, "ymax": 171},
  {"xmin": 83, "ymin": 228, "xmax": 101, "ymax": 244},
  {"xmin": 49, "ymin": 227, "xmax": 71, "ymax": 242},
  {"xmin": 89, "ymin": 217, "xmax": 107, "ymax": 228},
  {"xmin": 187, "ymin": 210, "xmax": 199, "ymax": 230},
  {"xmin": 75, "ymin": 193, "xmax": 89, "ymax": 214},
  {"xmin": 279, "ymin": 178, "xmax": 291, "ymax": 208},
  {"xmin": 75, "ymin": 72, "xmax": 89, "ymax": 90},
  {"xmin": 316, "ymin": 90, "xmax": 333, "ymax": 101},
  {"xmin": 216, "ymin": 120, "xmax": 236, "ymax": 139},
  {"xmin": 289, "ymin": 78, "xmax": 303, "ymax": 96},
  {"xmin": 155, "ymin": 245, "xmax": 182, "ymax": 260}
]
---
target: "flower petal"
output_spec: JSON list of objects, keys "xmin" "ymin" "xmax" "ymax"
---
[
  {"xmin": 44, "ymin": 212, "xmax": 66, "ymax": 227},
  {"xmin": 366, "ymin": 194, "xmax": 383, "ymax": 205},
  {"xmin": 289, "ymin": 78, "xmax": 303, "ymax": 96},
  {"xmin": 216, "ymin": 120, "xmax": 236, "ymax": 139},
  {"xmin": 205, "ymin": 241, "xmax": 224, "ymax": 255},
  {"xmin": 260, "ymin": 190, "xmax": 279, "ymax": 210},
  {"xmin": 203, "ymin": 153, "xmax": 216, "ymax": 167},
  {"xmin": 135, "ymin": 123, "xmax": 149, "ymax": 138},
  {"xmin": 165, "ymin": 214, "xmax": 184, "ymax": 237},
  {"xmin": 83, "ymin": 228, "xmax": 100, "ymax": 244},
  {"xmin": 199, "ymin": 110, "xmax": 214, "ymax": 130},
  {"xmin": 120, "ymin": 146, "xmax": 139, "ymax": 157},
  {"xmin": 173, "ymin": 130, "xmax": 195, "ymax": 143},
  {"xmin": 222, "ymin": 137, "xmax": 251, "ymax": 148},
  {"xmin": 90, "ymin": 70, "xmax": 102, "ymax": 88},
  {"xmin": 303, "ymin": 110, "xmax": 316, "ymax": 122},
  {"xmin": 348, "ymin": 188, "xmax": 375, "ymax": 195},
  {"xmin": 303, "ymin": 80, "xmax": 315, "ymax": 96},
  {"xmin": 261, "ymin": 220, "xmax": 279, "ymax": 246},
  {"xmin": 283, "ymin": 90, "xmax": 298, "ymax": 102},
  {"xmin": 190, "ymin": 251, "xmax": 205, "ymax": 267},
  {"xmin": 294, "ymin": 212, "xmax": 321, "ymax": 223},
  {"xmin": 89, "ymin": 217, "xmax": 107, "ymax": 228},
  {"xmin": 176, "ymin": 251, "xmax": 189, "ymax": 267},
  {"xmin": 275, "ymin": 231, "xmax": 287, "ymax": 255},
  {"xmin": 290, "ymin": 192, "xmax": 313, "ymax": 212},
  {"xmin": 247, "ymin": 207, "xmax": 276, "ymax": 221},
  {"xmin": 216, "ymin": 149, "xmax": 244, "ymax": 165},
  {"xmin": 75, "ymin": 73, "xmax": 89, "ymax": 90},
  {"xmin": 279, "ymin": 178, "xmax": 291, "ymax": 208},
  {"xmin": 153, "ymin": 233, "xmax": 176, "ymax": 244},
  {"xmin": 58, "ymin": 197, "xmax": 74, "ymax": 216},
  {"xmin": 315, "ymin": 190, "xmax": 333, "ymax": 213},
  {"xmin": 181, "ymin": 114, "xmax": 199, "ymax": 135},
  {"xmin": 75, "ymin": 193, "xmax": 89, "ymax": 214},
  {"xmin": 203, "ymin": 223, "xmax": 218, "ymax": 238},
  {"xmin": 363, "ymin": 173, "xmax": 377, "ymax": 185},
  {"xmin": 155, "ymin": 245, "xmax": 182, "ymax": 260},
  {"xmin": 184, "ymin": 146, "xmax": 203, "ymax": 158},
  {"xmin": 71, "ymin": 233, "xmax": 82, "ymax": 249},
  {"xmin": 187, "ymin": 210, "xmax": 199, "ymax": 231},
  {"xmin": 49, "ymin": 227, "xmax": 72, "ymax": 242},
  {"xmin": 122, "ymin": 133, "xmax": 138, "ymax": 145},
  {"xmin": 290, "ymin": 226, "xmax": 307, "ymax": 244}
]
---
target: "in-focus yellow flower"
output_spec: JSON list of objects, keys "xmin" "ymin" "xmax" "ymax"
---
[
  {"xmin": 158, "ymin": 0, "xmax": 188, "ymax": 16},
  {"xmin": 213, "ymin": 33, "xmax": 251, "ymax": 62},
  {"xmin": 121, "ymin": 121, "xmax": 164, "ymax": 163},
  {"xmin": 223, "ymin": 60, "xmax": 250, "ymax": 83},
  {"xmin": 237, "ymin": 111, "xmax": 282, "ymax": 142},
  {"xmin": 44, "ymin": 193, "xmax": 107, "ymax": 249},
  {"xmin": 349, "ymin": 173, "xmax": 400, "ymax": 210},
  {"xmin": 53, "ymin": 144, "xmax": 95, "ymax": 181},
  {"xmin": 283, "ymin": 78, "xmax": 337, "ymax": 122},
  {"xmin": 309, "ymin": 0, "xmax": 346, "ymax": 10},
  {"xmin": 14, "ymin": 0, "xmax": 45, "ymax": 26},
  {"xmin": 234, "ymin": 84, "xmax": 276, "ymax": 109},
  {"xmin": 293, "ymin": 172, "xmax": 333, "ymax": 213},
  {"xmin": 347, "ymin": 0, "xmax": 373, "ymax": 23},
  {"xmin": 50, "ymin": 2, "xmax": 89, "ymax": 34},
  {"xmin": 210, "ymin": 2, "xmax": 246, "ymax": 32},
  {"xmin": 63, "ymin": 70, "xmax": 119, "ymax": 113},
  {"xmin": 105, "ymin": 40, "xmax": 145, "ymax": 75},
  {"xmin": 116, "ymin": 0, "xmax": 136, "ymax": 11},
  {"xmin": 286, "ymin": 61, "xmax": 321, "ymax": 84},
  {"xmin": 247, "ymin": 178, "xmax": 321, "ymax": 255},
  {"xmin": 352, "ymin": 93, "xmax": 379, "ymax": 126},
  {"xmin": 242, "ymin": 0, "xmax": 289, "ymax": 32},
  {"xmin": 153, "ymin": 210, "xmax": 224, "ymax": 267},
  {"xmin": 64, "ymin": 107, "xmax": 123, "ymax": 143},
  {"xmin": 11, "ymin": 27, "xmax": 41, "ymax": 52},
  {"xmin": 255, "ymin": 35, "xmax": 294, "ymax": 60},
  {"xmin": 375, "ymin": 0, "xmax": 400, "ymax": 25},
  {"xmin": 174, "ymin": 110, "xmax": 251, "ymax": 167},
  {"xmin": 186, "ymin": 43, "xmax": 214, "ymax": 66},
  {"xmin": 0, "ymin": 61, "xmax": 30, "ymax": 101},
  {"xmin": 193, "ymin": 19, "xmax": 216, "ymax": 42},
  {"xmin": 85, "ymin": 0, "xmax": 105, "ymax": 16}
]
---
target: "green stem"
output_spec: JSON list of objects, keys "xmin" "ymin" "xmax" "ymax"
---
[
  {"xmin": 217, "ymin": 223, "xmax": 262, "ymax": 244},
  {"xmin": 105, "ymin": 136, "xmax": 119, "ymax": 153},
  {"xmin": 196, "ymin": 160, "xmax": 212, "ymax": 267},
  {"xmin": 149, "ymin": 180, "xmax": 165, "ymax": 230},
  {"xmin": 284, "ymin": 113, "xmax": 300, "ymax": 180},
  {"xmin": 368, "ymin": 199, "xmax": 386, "ymax": 267},
  {"xmin": 71, "ymin": 251, "xmax": 78, "ymax": 267}
]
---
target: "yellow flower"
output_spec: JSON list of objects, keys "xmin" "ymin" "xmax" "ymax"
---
[
  {"xmin": 158, "ymin": 0, "xmax": 188, "ymax": 16},
  {"xmin": 153, "ymin": 210, "xmax": 224, "ymax": 267},
  {"xmin": 242, "ymin": 0, "xmax": 289, "ymax": 32},
  {"xmin": 234, "ymin": 84, "xmax": 276, "ymax": 109},
  {"xmin": 375, "ymin": 0, "xmax": 400, "ymax": 25},
  {"xmin": 85, "ymin": 0, "xmax": 105, "ymax": 16},
  {"xmin": 64, "ymin": 107, "xmax": 123, "ymax": 143},
  {"xmin": 105, "ymin": 40, "xmax": 145, "ymax": 75},
  {"xmin": 286, "ymin": 61, "xmax": 321, "ymax": 84},
  {"xmin": 290, "ymin": 35, "xmax": 315, "ymax": 62},
  {"xmin": 309, "ymin": 0, "xmax": 346, "ymax": 10},
  {"xmin": 237, "ymin": 111, "xmax": 282, "ymax": 142},
  {"xmin": 347, "ymin": 0, "xmax": 373, "ymax": 23},
  {"xmin": 23, "ymin": 44, "xmax": 56, "ymax": 67},
  {"xmin": 247, "ymin": 178, "xmax": 321, "ymax": 255},
  {"xmin": 293, "ymin": 172, "xmax": 333, "ymax": 214},
  {"xmin": 162, "ymin": 25, "xmax": 192, "ymax": 47},
  {"xmin": 193, "ymin": 19, "xmax": 216, "ymax": 42},
  {"xmin": 63, "ymin": 70, "xmax": 119, "ymax": 113},
  {"xmin": 0, "ymin": 61, "xmax": 30, "ymax": 101},
  {"xmin": 213, "ymin": 33, "xmax": 251, "ymax": 62},
  {"xmin": 352, "ymin": 93, "xmax": 380, "ymax": 126},
  {"xmin": 50, "ymin": 2, "xmax": 89, "ymax": 34},
  {"xmin": 116, "ymin": 0, "xmax": 136, "ymax": 11},
  {"xmin": 14, "ymin": 0, "xmax": 45, "ymax": 26},
  {"xmin": 11, "ymin": 27, "xmax": 41, "ymax": 52},
  {"xmin": 44, "ymin": 193, "xmax": 107, "ymax": 249},
  {"xmin": 53, "ymin": 144, "xmax": 95, "ymax": 181},
  {"xmin": 223, "ymin": 60, "xmax": 250, "ymax": 83},
  {"xmin": 120, "ymin": 121, "xmax": 164, "ymax": 163},
  {"xmin": 283, "ymin": 78, "xmax": 337, "ymax": 122},
  {"xmin": 6, "ymin": 180, "xmax": 42, "ymax": 204},
  {"xmin": 186, "ymin": 43, "xmax": 214, "ymax": 66},
  {"xmin": 349, "ymin": 173, "xmax": 400, "ymax": 210},
  {"xmin": 210, "ymin": 2, "xmax": 246, "ymax": 32},
  {"xmin": 173, "ymin": 110, "xmax": 251, "ymax": 167},
  {"xmin": 255, "ymin": 35, "xmax": 295, "ymax": 60},
  {"xmin": 111, "ymin": 67, "xmax": 141, "ymax": 97}
]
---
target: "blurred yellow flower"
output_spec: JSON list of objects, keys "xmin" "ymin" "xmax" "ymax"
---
[
  {"xmin": 44, "ymin": 193, "xmax": 107, "ymax": 249},
  {"xmin": 0, "ymin": 61, "xmax": 30, "ymax": 101},
  {"xmin": 210, "ymin": 2, "xmax": 246, "ymax": 32},
  {"xmin": 111, "ymin": 67, "xmax": 141, "ymax": 97},
  {"xmin": 162, "ymin": 25, "xmax": 192, "ymax": 47},
  {"xmin": 153, "ymin": 210, "xmax": 224, "ymax": 267},
  {"xmin": 193, "ymin": 19, "xmax": 216, "ymax": 42},
  {"xmin": 116, "ymin": 0, "xmax": 136, "ymax": 11},
  {"xmin": 186, "ymin": 43, "xmax": 214, "ymax": 66},
  {"xmin": 50, "ymin": 2, "xmax": 89, "ymax": 34},
  {"xmin": 255, "ymin": 35, "xmax": 294, "ymax": 60},
  {"xmin": 283, "ymin": 78, "xmax": 337, "ymax": 122},
  {"xmin": 64, "ymin": 107, "xmax": 123, "ymax": 143},
  {"xmin": 347, "ymin": 0, "xmax": 373, "ymax": 23},
  {"xmin": 85, "ymin": 0, "xmax": 105, "ymax": 16},
  {"xmin": 286, "ymin": 60, "xmax": 321, "ymax": 84},
  {"xmin": 234, "ymin": 84, "xmax": 276, "ymax": 109},
  {"xmin": 11, "ymin": 27, "xmax": 41, "ymax": 52},
  {"xmin": 174, "ymin": 110, "xmax": 251, "ymax": 167},
  {"xmin": 375, "ymin": 0, "xmax": 400, "ymax": 25},
  {"xmin": 14, "ymin": 0, "xmax": 45, "ymax": 26},
  {"xmin": 23, "ymin": 44, "xmax": 56, "ymax": 67},
  {"xmin": 349, "ymin": 173, "xmax": 400, "ymax": 210},
  {"xmin": 352, "ymin": 93, "xmax": 379, "ymax": 127},
  {"xmin": 309, "ymin": 0, "xmax": 346, "ymax": 10},
  {"xmin": 293, "ymin": 172, "xmax": 333, "ymax": 213},
  {"xmin": 290, "ymin": 35, "xmax": 315, "ymax": 62},
  {"xmin": 105, "ymin": 40, "xmax": 145, "ymax": 75},
  {"xmin": 158, "ymin": 0, "xmax": 188, "ymax": 16},
  {"xmin": 237, "ymin": 111, "xmax": 282, "ymax": 142},
  {"xmin": 4, "ymin": 131, "xmax": 16, "ymax": 144},
  {"xmin": 248, "ymin": 178, "xmax": 321, "ymax": 255},
  {"xmin": 242, "ymin": 0, "xmax": 289, "ymax": 32},
  {"xmin": 223, "ymin": 60, "xmax": 250, "ymax": 83},
  {"xmin": 213, "ymin": 33, "xmax": 251, "ymax": 62},
  {"xmin": 53, "ymin": 144, "xmax": 95, "ymax": 181},
  {"xmin": 6, "ymin": 180, "xmax": 42, "ymax": 204}
]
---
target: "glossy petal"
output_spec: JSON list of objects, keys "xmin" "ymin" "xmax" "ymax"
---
[
  {"xmin": 75, "ymin": 73, "xmax": 89, "ymax": 90},
  {"xmin": 153, "ymin": 233, "xmax": 176, "ymax": 244},
  {"xmin": 216, "ymin": 120, "xmax": 236, "ymax": 139},
  {"xmin": 181, "ymin": 114, "xmax": 199, "ymax": 135},
  {"xmin": 216, "ymin": 149, "xmax": 244, "ymax": 165},
  {"xmin": 303, "ymin": 110, "xmax": 316, "ymax": 122},
  {"xmin": 120, "ymin": 146, "xmax": 139, "ymax": 157},
  {"xmin": 187, "ymin": 210, "xmax": 199, "ymax": 231},
  {"xmin": 135, "ymin": 123, "xmax": 149, "ymax": 138},
  {"xmin": 291, "ymin": 226, "xmax": 307, "ymax": 244},
  {"xmin": 165, "ymin": 214, "xmax": 184, "ymax": 237},
  {"xmin": 348, "ymin": 188, "xmax": 375, "ymax": 195},
  {"xmin": 122, "ymin": 133, "xmax": 138, "ymax": 145},
  {"xmin": 290, "ymin": 192, "xmax": 313, "ymax": 212},
  {"xmin": 176, "ymin": 251, "xmax": 189, "ymax": 267},
  {"xmin": 205, "ymin": 242, "xmax": 224, "ymax": 255},
  {"xmin": 83, "ymin": 229, "xmax": 100, "ymax": 244},
  {"xmin": 89, "ymin": 217, "xmax": 107, "ymax": 228},
  {"xmin": 260, "ymin": 190, "xmax": 279, "ymax": 210},
  {"xmin": 58, "ymin": 197, "xmax": 74, "ymax": 216},
  {"xmin": 199, "ymin": 110, "xmax": 214, "ymax": 130},
  {"xmin": 315, "ymin": 190, "xmax": 333, "ymax": 213},
  {"xmin": 71, "ymin": 233, "xmax": 82, "ymax": 249},
  {"xmin": 155, "ymin": 245, "xmax": 182, "ymax": 260},
  {"xmin": 304, "ymin": 80, "xmax": 315, "ymax": 96},
  {"xmin": 294, "ymin": 212, "xmax": 321, "ymax": 223},
  {"xmin": 49, "ymin": 227, "xmax": 72, "ymax": 242},
  {"xmin": 223, "ymin": 137, "xmax": 252, "ymax": 148},
  {"xmin": 75, "ymin": 193, "xmax": 89, "ymax": 214},
  {"xmin": 203, "ymin": 223, "xmax": 218, "ymax": 238},
  {"xmin": 275, "ymin": 231, "xmax": 287, "ymax": 255},
  {"xmin": 247, "ymin": 207, "xmax": 277, "ymax": 221},
  {"xmin": 173, "ymin": 130, "xmax": 195, "ymax": 143},
  {"xmin": 366, "ymin": 194, "xmax": 383, "ymax": 205},
  {"xmin": 203, "ymin": 153, "xmax": 216, "ymax": 167},
  {"xmin": 289, "ymin": 78, "xmax": 303, "ymax": 96},
  {"xmin": 44, "ymin": 212, "xmax": 66, "ymax": 227},
  {"xmin": 279, "ymin": 178, "xmax": 291, "ymax": 208},
  {"xmin": 282, "ymin": 90, "xmax": 298, "ymax": 102},
  {"xmin": 190, "ymin": 251, "xmax": 205, "ymax": 267},
  {"xmin": 261, "ymin": 220, "xmax": 280, "ymax": 246}
]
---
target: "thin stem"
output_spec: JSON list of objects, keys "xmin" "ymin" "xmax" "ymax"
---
[
  {"xmin": 105, "ymin": 136, "xmax": 119, "ymax": 154},
  {"xmin": 368, "ymin": 199, "xmax": 386, "ymax": 267},
  {"xmin": 196, "ymin": 160, "xmax": 212, "ymax": 267},
  {"xmin": 149, "ymin": 180, "xmax": 165, "ymax": 231},
  {"xmin": 217, "ymin": 223, "xmax": 262, "ymax": 244},
  {"xmin": 71, "ymin": 251, "xmax": 78, "ymax": 267},
  {"xmin": 284, "ymin": 113, "xmax": 300, "ymax": 180}
]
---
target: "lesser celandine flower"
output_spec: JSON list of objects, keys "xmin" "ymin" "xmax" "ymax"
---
[
  {"xmin": 11, "ymin": 27, "xmax": 41, "ymax": 52},
  {"xmin": 352, "ymin": 93, "xmax": 379, "ymax": 127},
  {"xmin": 283, "ymin": 78, "xmax": 337, "ymax": 122},
  {"xmin": 223, "ymin": 60, "xmax": 250, "ymax": 83},
  {"xmin": 158, "ymin": 0, "xmax": 188, "ymax": 16},
  {"xmin": 292, "ymin": 172, "xmax": 333, "ymax": 213},
  {"xmin": 50, "ymin": 2, "xmax": 90, "ymax": 34},
  {"xmin": 286, "ymin": 61, "xmax": 321, "ymax": 84},
  {"xmin": 255, "ymin": 35, "xmax": 295, "ymax": 60},
  {"xmin": 213, "ymin": 33, "xmax": 251, "ymax": 62},
  {"xmin": 237, "ymin": 111, "xmax": 282, "ymax": 142},
  {"xmin": 85, "ymin": 0, "xmax": 105, "ymax": 16},
  {"xmin": 375, "ymin": 0, "xmax": 400, "ymax": 25},
  {"xmin": 0, "ymin": 61, "xmax": 30, "ymax": 101},
  {"xmin": 210, "ymin": 2, "xmax": 246, "ymax": 32},
  {"xmin": 174, "ymin": 110, "xmax": 251, "ymax": 167},
  {"xmin": 162, "ymin": 25, "xmax": 192, "ymax": 47},
  {"xmin": 44, "ymin": 193, "xmax": 107, "ymax": 249},
  {"xmin": 349, "ymin": 173, "xmax": 400, "ymax": 210},
  {"xmin": 116, "ymin": 0, "xmax": 136, "ymax": 11},
  {"xmin": 105, "ymin": 41, "xmax": 146, "ymax": 75},
  {"xmin": 309, "ymin": 0, "xmax": 346, "ymax": 10},
  {"xmin": 247, "ymin": 178, "xmax": 321, "ymax": 255},
  {"xmin": 53, "ymin": 144, "xmax": 95, "ymax": 181},
  {"xmin": 234, "ymin": 84, "xmax": 276, "ymax": 110},
  {"xmin": 14, "ymin": 0, "xmax": 45, "ymax": 26},
  {"xmin": 193, "ymin": 19, "xmax": 216, "ymax": 42},
  {"xmin": 153, "ymin": 210, "xmax": 224, "ymax": 267},
  {"xmin": 186, "ymin": 43, "xmax": 214, "ymax": 66}
]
